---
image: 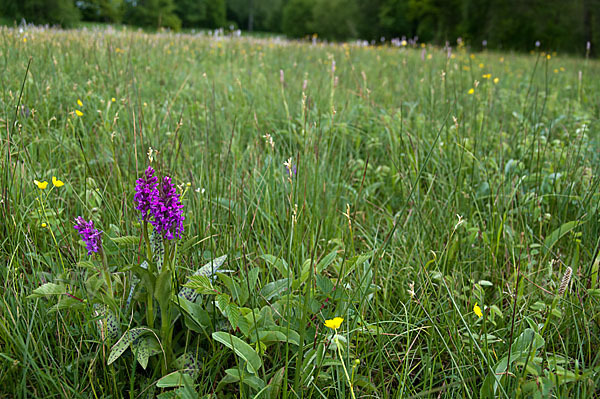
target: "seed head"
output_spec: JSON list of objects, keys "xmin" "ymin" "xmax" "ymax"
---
[{"xmin": 558, "ymin": 267, "xmax": 572, "ymax": 296}]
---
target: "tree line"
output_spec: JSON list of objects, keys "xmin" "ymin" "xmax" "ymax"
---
[{"xmin": 1, "ymin": 0, "xmax": 598, "ymax": 54}]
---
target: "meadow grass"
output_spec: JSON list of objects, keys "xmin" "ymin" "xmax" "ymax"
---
[{"xmin": 0, "ymin": 26, "xmax": 599, "ymax": 398}]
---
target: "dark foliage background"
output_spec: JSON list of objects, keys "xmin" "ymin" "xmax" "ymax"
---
[{"xmin": 0, "ymin": 0, "xmax": 598, "ymax": 54}]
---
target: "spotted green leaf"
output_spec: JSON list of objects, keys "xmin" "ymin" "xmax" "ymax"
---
[
  {"xmin": 178, "ymin": 255, "xmax": 227, "ymax": 302},
  {"xmin": 107, "ymin": 328, "xmax": 151, "ymax": 365}
]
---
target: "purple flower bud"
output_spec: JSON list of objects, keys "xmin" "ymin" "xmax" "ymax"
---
[
  {"xmin": 134, "ymin": 166, "xmax": 158, "ymax": 222},
  {"xmin": 74, "ymin": 217, "xmax": 102, "ymax": 255},
  {"xmin": 149, "ymin": 176, "xmax": 184, "ymax": 240},
  {"xmin": 587, "ymin": 41, "xmax": 591, "ymax": 51},
  {"xmin": 285, "ymin": 162, "xmax": 297, "ymax": 177},
  {"xmin": 535, "ymin": 40, "xmax": 541, "ymax": 48}
]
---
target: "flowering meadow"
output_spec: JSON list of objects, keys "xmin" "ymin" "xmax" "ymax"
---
[{"xmin": 1, "ymin": 25, "xmax": 599, "ymax": 398}]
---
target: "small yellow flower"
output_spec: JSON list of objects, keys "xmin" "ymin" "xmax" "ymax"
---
[
  {"xmin": 546, "ymin": 54, "xmax": 551, "ymax": 60},
  {"xmin": 478, "ymin": 63, "xmax": 484, "ymax": 68},
  {"xmin": 470, "ymin": 54, "xmax": 475, "ymax": 59},
  {"xmin": 482, "ymin": 73, "xmax": 491, "ymax": 79},
  {"xmin": 75, "ymin": 110, "xmax": 84, "ymax": 117},
  {"xmin": 34, "ymin": 180, "xmax": 48, "ymax": 190},
  {"xmin": 77, "ymin": 99, "xmax": 83, "ymax": 107},
  {"xmin": 468, "ymin": 88, "xmax": 475, "ymax": 95},
  {"xmin": 553, "ymin": 69, "xmax": 558, "ymax": 74},
  {"xmin": 324, "ymin": 317, "xmax": 344, "ymax": 329},
  {"xmin": 52, "ymin": 176, "xmax": 64, "ymax": 187},
  {"xmin": 499, "ymin": 57, "xmax": 504, "ymax": 62},
  {"xmin": 23, "ymin": 37, "xmax": 27, "ymax": 43},
  {"xmin": 41, "ymin": 222, "xmax": 47, "ymax": 228},
  {"xmin": 111, "ymin": 97, "xmax": 116, "ymax": 102},
  {"xmin": 493, "ymin": 77, "xmax": 499, "ymax": 84},
  {"xmin": 474, "ymin": 302, "xmax": 483, "ymax": 318}
]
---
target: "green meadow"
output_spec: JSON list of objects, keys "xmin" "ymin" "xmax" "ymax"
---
[{"xmin": 1, "ymin": 26, "xmax": 599, "ymax": 398}]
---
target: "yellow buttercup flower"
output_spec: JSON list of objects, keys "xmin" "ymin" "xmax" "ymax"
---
[
  {"xmin": 75, "ymin": 110, "xmax": 83, "ymax": 117},
  {"xmin": 77, "ymin": 99, "xmax": 83, "ymax": 107},
  {"xmin": 41, "ymin": 222, "xmax": 47, "ymax": 228},
  {"xmin": 111, "ymin": 97, "xmax": 116, "ymax": 102},
  {"xmin": 34, "ymin": 180, "xmax": 48, "ymax": 190},
  {"xmin": 52, "ymin": 176, "xmax": 64, "ymax": 187},
  {"xmin": 493, "ymin": 77, "xmax": 500, "ymax": 84},
  {"xmin": 468, "ymin": 88, "xmax": 475, "ymax": 95},
  {"xmin": 324, "ymin": 317, "xmax": 344, "ymax": 330},
  {"xmin": 474, "ymin": 302, "xmax": 483, "ymax": 318}
]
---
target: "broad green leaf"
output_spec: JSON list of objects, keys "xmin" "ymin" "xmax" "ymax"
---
[
  {"xmin": 260, "ymin": 279, "xmax": 290, "ymax": 301},
  {"xmin": 315, "ymin": 274, "xmax": 334, "ymax": 295},
  {"xmin": 483, "ymin": 328, "xmax": 545, "ymax": 396},
  {"xmin": 261, "ymin": 255, "xmax": 293, "ymax": 280},
  {"xmin": 155, "ymin": 387, "xmax": 198, "ymax": 399},
  {"xmin": 247, "ymin": 268, "xmax": 260, "ymax": 290},
  {"xmin": 212, "ymin": 332, "xmax": 262, "ymax": 374},
  {"xmin": 155, "ymin": 269, "xmax": 173, "ymax": 310},
  {"xmin": 251, "ymin": 326, "xmax": 300, "ymax": 346},
  {"xmin": 316, "ymin": 250, "xmax": 338, "ymax": 273},
  {"xmin": 49, "ymin": 297, "xmax": 85, "ymax": 313},
  {"xmin": 252, "ymin": 330, "xmax": 300, "ymax": 346},
  {"xmin": 76, "ymin": 260, "xmax": 97, "ymax": 269},
  {"xmin": 174, "ymin": 296, "xmax": 211, "ymax": 332},
  {"xmin": 156, "ymin": 371, "xmax": 195, "ymax": 388},
  {"xmin": 110, "ymin": 235, "xmax": 140, "ymax": 247},
  {"xmin": 225, "ymin": 368, "xmax": 265, "ymax": 391},
  {"xmin": 544, "ymin": 220, "xmax": 583, "ymax": 251},
  {"xmin": 268, "ymin": 366, "xmax": 285, "ymax": 399},
  {"xmin": 28, "ymin": 283, "xmax": 66, "ymax": 298},
  {"xmin": 182, "ymin": 275, "xmax": 214, "ymax": 296}
]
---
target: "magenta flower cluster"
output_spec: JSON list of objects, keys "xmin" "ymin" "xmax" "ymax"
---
[
  {"xmin": 134, "ymin": 166, "xmax": 184, "ymax": 240},
  {"xmin": 134, "ymin": 166, "xmax": 159, "ymax": 221},
  {"xmin": 73, "ymin": 217, "xmax": 102, "ymax": 255}
]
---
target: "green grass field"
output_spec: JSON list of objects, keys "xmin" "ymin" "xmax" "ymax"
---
[{"xmin": 1, "ymin": 26, "xmax": 599, "ymax": 398}]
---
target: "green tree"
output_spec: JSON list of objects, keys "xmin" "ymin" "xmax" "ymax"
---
[
  {"xmin": 78, "ymin": 0, "xmax": 124, "ymax": 23},
  {"xmin": 174, "ymin": 0, "xmax": 207, "ymax": 27},
  {"xmin": 377, "ymin": 0, "xmax": 413, "ymax": 39},
  {"xmin": 205, "ymin": 0, "xmax": 226, "ymax": 28},
  {"xmin": 282, "ymin": 0, "xmax": 315, "ymax": 38},
  {"xmin": 125, "ymin": 0, "xmax": 181, "ymax": 30},
  {"xmin": 311, "ymin": 0, "xmax": 360, "ymax": 40},
  {"xmin": 3, "ymin": 0, "xmax": 81, "ymax": 27},
  {"xmin": 226, "ymin": 0, "xmax": 284, "ymax": 32}
]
